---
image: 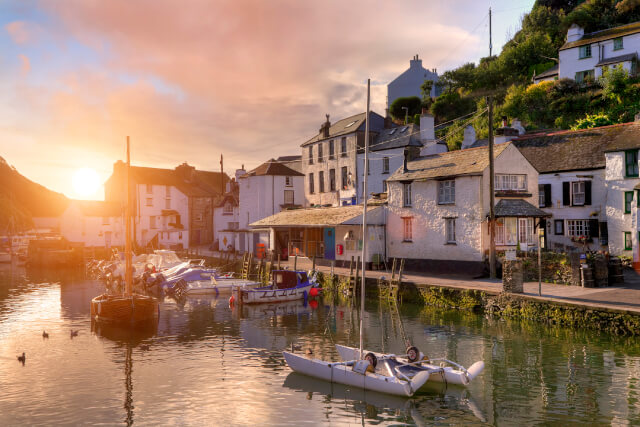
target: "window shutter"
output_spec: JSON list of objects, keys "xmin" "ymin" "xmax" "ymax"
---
[
  {"xmin": 563, "ymin": 182, "xmax": 570, "ymax": 206},
  {"xmin": 599, "ymin": 222, "xmax": 608, "ymax": 245},
  {"xmin": 544, "ymin": 184, "xmax": 552, "ymax": 207},
  {"xmin": 588, "ymin": 219, "xmax": 599, "ymax": 239},
  {"xmin": 584, "ymin": 181, "xmax": 592, "ymax": 205}
]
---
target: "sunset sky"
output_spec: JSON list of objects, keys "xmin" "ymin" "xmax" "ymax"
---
[{"xmin": 1, "ymin": 0, "xmax": 534, "ymax": 200}]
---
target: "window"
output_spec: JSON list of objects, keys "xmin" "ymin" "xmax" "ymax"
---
[
  {"xmin": 150, "ymin": 216, "xmax": 156, "ymax": 229},
  {"xmin": 505, "ymin": 218, "xmax": 517, "ymax": 245},
  {"xmin": 579, "ymin": 45, "xmax": 591, "ymax": 59},
  {"xmin": 341, "ymin": 137, "xmax": 347, "ymax": 157},
  {"xmin": 625, "ymin": 231, "xmax": 632, "ymax": 250},
  {"xmin": 329, "ymin": 140, "xmax": 335, "ymax": 159},
  {"xmin": 165, "ymin": 185, "xmax": 171, "ymax": 197},
  {"xmin": 495, "ymin": 174, "xmax": 527, "ymax": 191},
  {"xmin": 319, "ymin": 171, "xmax": 325, "ymax": 192},
  {"xmin": 341, "ymin": 167, "xmax": 349, "ymax": 190},
  {"xmin": 445, "ymin": 218, "xmax": 456, "ymax": 243},
  {"xmin": 179, "ymin": 232, "xmax": 182, "ymax": 240},
  {"xmin": 195, "ymin": 213, "xmax": 203, "ymax": 222},
  {"xmin": 625, "ymin": 191, "xmax": 634, "ymax": 214},
  {"xmin": 403, "ymin": 183, "xmax": 412, "ymax": 207},
  {"xmin": 567, "ymin": 219, "xmax": 589, "ymax": 237},
  {"xmin": 383, "ymin": 180, "xmax": 387, "ymax": 192},
  {"xmin": 614, "ymin": 37, "xmax": 623, "ymax": 51},
  {"xmin": 438, "ymin": 180, "xmax": 455, "ymax": 204},
  {"xmin": 308, "ymin": 173, "xmax": 314, "ymax": 194},
  {"xmin": 228, "ymin": 222, "xmax": 239, "ymax": 230},
  {"xmin": 284, "ymin": 190, "xmax": 294, "ymax": 204},
  {"xmin": 146, "ymin": 184, "xmax": 153, "ymax": 194},
  {"xmin": 496, "ymin": 218, "xmax": 505, "ymax": 245},
  {"xmin": 329, "ymin": 169, "xmax": 336, "ymax": 191},
  {"xmin": 626, "ymin": 150, "xmax": 639, "ymax": 177},
  {"xmin": 102, "ymin": 217, "xmax": 110, "ymax": 225},
  {"xmin": 575, "ymin": 69, "xmax": 594, "ymax": 83},
  {"xmin": 345, "ymin": 120, "xmax": 357, "ymax": 128},
  {"xmin": 308, "ymin": 146, "xmax": 313, "ymax": 165},
  {"xmin": 285, "ymin": 176, "xmax": 292, "ymax": 187},
  {"xmin": 495, "ymin": 218, "xmax": 535, "ymax": 246},
  {"xmin": 572, "ymin": 182, "xmax": 585, "ymax": 206},
  {"xmin": 554, "ymin": 220, "xmax": 564, "ymax": 235},
  {"xmin": 165, "ymin": 198, "xmax": 171, "ymax": 209},
  {"xmin": 146, "ymin": 197, "xmax": 153, "ymax": 207},
  {"xmin": 383, "ymin": 157, "xmax": 389, "ymax": 174},
  {"xmin": 402, "ymin": 217, "xmax": 412, "ymax": 241},
  {"xmin": 223, "ymin": 203, "xmax": 234, "ymax": 215},
  {"xmin": 318, "ymin": 144, "xmax": 323, "ymax": 162},
  {"xmin": 539, "ymin": 186, "xmax": 545, "ymax": 207}
]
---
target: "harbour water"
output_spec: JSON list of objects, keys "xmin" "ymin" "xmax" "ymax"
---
[{"xmin": 1, "ymin": 264, "xmax": 640, "ymax": 425}]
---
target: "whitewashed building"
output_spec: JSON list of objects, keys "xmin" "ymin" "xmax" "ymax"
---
[
  {"xmin": 237, "ymin": 159, "xmax": 304, "ymax": 256},
  {"xmin": 514, "ymin": 127, "xmax": 611, "ymax": 252},
  {"xmin": 60, "ymin": 200, "xmax": 124, "ymax": 248},
  {"xmin": 105, "ymin": 162, "xmax": 227, "ymax": 249},
  {"xmin": 385, "ymin": 142, "xmax": 547, "ymax": 274},
  {"xmin": 558, "ymin": 22, "xmax": 640, "ymax": 82},
  {"xmin": 387, "ymin": 55, "xmax": 440, "ymax": 107},
  {"xmin": 213, "ymin": 173, "xmax": 241, "ymax": 252},
  {"xmin": 301, "ymin": 112, "xmax": 386, "ymax": 207}
]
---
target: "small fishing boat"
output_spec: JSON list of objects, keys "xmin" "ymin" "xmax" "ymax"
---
[
  {"xmin": 180, "ymin": 276, "xmax": 261, "ymax": 295},
  {"xmin": 232, "ymin": 270, "xmax": 318, "ymax": 305},
  {"xmin": 334, "ymin": 344, "xmax": 484, "ymax": 386}
]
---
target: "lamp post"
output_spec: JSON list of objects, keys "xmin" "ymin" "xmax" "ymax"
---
[{"xmin": 402, "ymin": 107, "xmax": 409, "ymax": 125}]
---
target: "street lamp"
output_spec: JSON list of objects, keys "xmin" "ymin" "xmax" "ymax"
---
[{"xmin": 401, "ymin": 107, "xmax": 409, "ymax": 125}]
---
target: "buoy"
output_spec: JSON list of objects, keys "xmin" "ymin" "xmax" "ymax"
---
[
  {"xmin": 309, "ymin": 287, "xmax": 319, "ymax": 297},
  {"xmin": 229, "ymin": 295, "xmax": 235, "ymax": 306}
]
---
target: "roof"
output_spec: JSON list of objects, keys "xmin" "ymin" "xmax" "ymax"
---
[
  {"xmin": 249, "ymin": 205, "xmax": 383, "ymax": 228},
  {"xmin": 602, "ymin": 122, "xmax": 640, "ymax": 152},
  {"xmin": 533, "ymin": 64, "xmax": 559, "ymax": 80},
  {"xmin": 71, "ymin": 200, "xmax": 122, "ymax": 217},
  {"xmin": 387, "ymin": 143, "xmax": 511, "ymax": 182},
  {"xmin": 494, "ymin": 199, "xmax": 550, "ymax": 218},
  {"xmin": 596, "ymin": 53, "xmax": 637, "ymax": 67},
  {"xmin": 302, "ymin": 112, "xmax": 384, "ymax": 146},
  {"xmin": 560, "ymin": 21, "xmax": 640, "ymax": 50},
  {"xmin": 241, "ymin": 159, "xmax": 304, "ymax": 177},
  {"xmin": 371, "ymin": 123, "xmax": 422, "ymax": 152},
  {"xmin": 511, "ymin": 125, "xmax": 626, "ymax": 173}
]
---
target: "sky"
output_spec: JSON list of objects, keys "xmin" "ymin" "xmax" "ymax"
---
[{"xmin": 0, "ymin": 0, "xmax": 535, "ymax": 200}]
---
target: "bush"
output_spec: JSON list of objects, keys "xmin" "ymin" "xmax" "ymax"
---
[
  {"xmin": 389, "ymin": 97, "xmax": 422, "ymax": 122},
  {"xmin": 571, "ymin": 113, "xmax": 614, "ymax": 130}
]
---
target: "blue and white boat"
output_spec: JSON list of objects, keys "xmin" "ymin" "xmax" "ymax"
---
[{"xmin": 233, "ymin": 270, "xmax": 319, "ymax": 304}]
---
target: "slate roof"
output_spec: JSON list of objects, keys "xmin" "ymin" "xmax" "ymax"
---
[
  {"xmin": 602, "ymin": 122, "xmax": 640, "ymax": 152},
  {"xmin": 560, "ymin": 21, "xmax": 640, "ymax": 50},
  {"xmin": 494, "ymin": 199, "xmax": 550, "ymax": 218},
  {"xmin": 596, "ymin": 52, "xmax": 637, "ymax": 67},
  {"xmin": 241, "ymin": 159, "xmax": 304, "ymax": 177},
  {"xmin": 250, "ymin": 205, "xmax": 382, "ymax": 227},
  {"xmin": 371, "ymin": 123, "xmax": 422, "ymax": 152},
  {"xmin": 387, "ymin": 143, "xmax": 511, "ymax": 182},
  {"xmin": 302, "ymin": 112, "xmax": 384, "ymax": 146}
]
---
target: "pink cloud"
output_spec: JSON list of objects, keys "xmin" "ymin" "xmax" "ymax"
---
[
  {"xmin": 5, "ymin": 21, "xmax": 37, "ymax": 44},
  {"xmin": 18, "ymin": 54, "xmax": 30, "ymax": 75}
]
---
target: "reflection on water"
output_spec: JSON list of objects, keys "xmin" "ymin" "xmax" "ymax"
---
[{"xmin": 1, "ymin": 263, "xmax": 640, "ymax": 425}]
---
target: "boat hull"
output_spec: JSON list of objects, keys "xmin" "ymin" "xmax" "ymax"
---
[
  {"xmin": 90, "ymin": 294, "xmax": 159, "ymax": 324},
  {"xmin": 236, "ymin": 284, "xmax": 313, "ymax": 304},
  {"xmin": 186, "ymin": 279, "xmax": 261, "ymax": 295},
  {"xmin": 335, "ymin": 344, "xmax": 484, "ymax": 386},
  {"xmin": 282, "ymin": 351, "xmax": 429, "ymax": 397}
]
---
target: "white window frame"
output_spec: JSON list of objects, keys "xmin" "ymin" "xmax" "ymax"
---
[
  {"xmin": 496, "ymin": 218, "xmax": 505, "ymax": 245},
  {"xmin": 505, "ymin": 217, "xmax": 517, "ymax": 245},
  {"xmin": 402, "ymin": 217, "xmax": 412, "ymax": 241},
  {"xmin": 539, "ymin": 190, "xmax": 545, "ymax": 208},
  {"xmin": 567, "ymin": 219, "xmax": 589, "ymax": 238},
  {"xmin": 382, "ymin": 157, "xmax": 389, "ymax": 174},
  {"xmin": 495, "ymin": 174, "xmax": 527, "ymax": 191},
  {"xmin": 445, "ymin": 218, "xmax": 456, "ymax": 243},
  {"xmin": 438, "ymin": 180, "xmax": 455, "ymax": 204},
  {"xmin": 284, "ymin": 189, "xmax": 294, "ymax": 204},
  {"xmin": 403, "ymin": 183, "xmax": 412, "ymax": 207},
  {"xmin": 572, "ymin": 181, "xmax": 585, "ymax": 206}
]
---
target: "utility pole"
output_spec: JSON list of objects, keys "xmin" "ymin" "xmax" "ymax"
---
[
  {"xmin": 220, "ymin": 154, "xmax": 224, "ymax": 194},
  {"xmin": 489, "ymin": 7, "xmax": 493, "ymax": 57},
  {"xmin": 488, "ymin": 97, "xmax": 496, "ymax": 279}
]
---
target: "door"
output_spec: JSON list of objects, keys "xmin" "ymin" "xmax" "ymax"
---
[
  {"xmin": 324, "ymin": 227, "xmax": 335, "ymax": 260},
  {"xmin": 104, "ymin": 232, "xmax": 112, "ymax": 248}
]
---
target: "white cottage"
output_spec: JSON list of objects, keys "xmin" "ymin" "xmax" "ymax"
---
[
  {"xmin": 386, "ymin": 142, "xmax": 547, "ymax": 274},
  {"xmin": 59, "ymin": 200, "xmax": 124, "ymax": 248},
  {"xmin": 514, "ymin": 127, "xmax": 613, "ymax": 252}
]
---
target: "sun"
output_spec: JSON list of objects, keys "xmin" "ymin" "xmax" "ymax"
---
[{"xmin": 72, "ymin": 168, "xmax": 101, "ymax": 198}]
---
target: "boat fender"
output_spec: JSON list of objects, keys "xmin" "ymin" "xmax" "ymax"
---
[
  {"xmin": 406, "ymin": 346, "xmax": 420, "ymax": 363},
  {"xmin": 309, "ymin": 287, "xmax": 319, "ymax": 297},
  {"xmin": 229, "ymin": 295, "xmax": 235, "ymax": 306}
]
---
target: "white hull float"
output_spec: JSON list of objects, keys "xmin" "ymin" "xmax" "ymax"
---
[
  {"xmin": 282, "ymin": 351, "xmax": 431, "ymax": 397},
  {"xmin": 185, "ymin": 278, "xmax": 261, "ymax": 295},
  {"xmin": 335, "ymin": 344, "xmax": 484, "ymax": 386},
  {"xmin": 232, "ymin": 270, "xmax": 319, "ymax": 305}
]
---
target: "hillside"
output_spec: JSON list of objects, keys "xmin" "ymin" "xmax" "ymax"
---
[{"xmin": 0, "ymin": 156, "xmax": 68, "ymax": 233}]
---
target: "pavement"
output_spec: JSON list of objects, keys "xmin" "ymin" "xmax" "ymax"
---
[{"xmin": 189, "ymin": 246, "xmax": 640, "ymax": 315}]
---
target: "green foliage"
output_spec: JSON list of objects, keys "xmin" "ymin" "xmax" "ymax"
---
[
  {"xmin": 565, "ymin": 0, "xmax": 640, "ymax": 33},
  {"xmin": 389, "ymin": 96, "xmax": 422, "ymax": 122},
  {"xmin": 431, "ymin": 91, "xmax": 476, "ymax": 123},
  {"xmin": 420, "ymin": 79, "xmax": 434, "ymax": 106},
  {"xmin": 571, "ymin": 113, "xmax": 614, "ymax": 129}
]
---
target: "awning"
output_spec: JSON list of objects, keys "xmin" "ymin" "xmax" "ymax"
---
[
  {"xmin": 494, "ymin": 199, "xmax": 551, "ymax": 218},
  {"xmin": 596, "ymin": 53, "xmax": 637, "ymax": 67}
]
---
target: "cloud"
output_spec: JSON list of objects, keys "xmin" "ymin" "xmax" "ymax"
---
[
  {"xmin": 5, "ymin": 21, "xmax": 38, "ymax": 45},
  {"xmin": 18, "ymin": 54, "xmax": 30, "ymax": 75}
]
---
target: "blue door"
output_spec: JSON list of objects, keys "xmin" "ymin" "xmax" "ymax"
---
[{"xmin": 324, "ymin": 227, "xmax": 335, "ymax": 260}]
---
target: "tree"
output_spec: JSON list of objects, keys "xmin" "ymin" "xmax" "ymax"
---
[
  {"xmin": 389, "ymin": 96, "xmax": 422, "ymax": 122},
  {"xmin": 431, "ymin": 91, "xmax": 476, "ymax": 123}
]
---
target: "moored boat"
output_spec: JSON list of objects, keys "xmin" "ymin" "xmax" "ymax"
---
[{"xmin": 232, "ymin": 270, "xmax": 318, "ymax": 305}]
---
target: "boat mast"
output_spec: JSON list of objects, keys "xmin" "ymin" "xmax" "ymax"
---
[
  {"xmin": 360, "ymin": 79, "xmax": 370, "ymax": 359},
  {"xmin": 125, "ymin": 136, "xmax": 132, "ymax": 296}
]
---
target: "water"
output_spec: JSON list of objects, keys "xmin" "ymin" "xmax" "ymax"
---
[{"xmin": 2, "ymin": 264, "xmax": 640, "ymax": 425}]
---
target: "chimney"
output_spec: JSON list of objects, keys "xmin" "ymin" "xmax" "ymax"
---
[
  {"xmin": 501, "ymin": 116, "xmax": 508, "ymax": 127},
  {"xmin": 410, "ymin": 54, "xmax": 422, "ymax": 69},
  {"xmin": 403, "ymin": 148, "xmax": 409, "ymax": 173},
  {"xmin": 235, "ymin": 168, "xmax": 247, "ymax": 181},
  {"xmin": 567, "ymin": 24, "xmax": 584, "ymax": 43},
  {"xmin": 511, "ymin": 118, "xmax": 526, "ymax": 135},
  {"xmin": 175, "ymin": 162, "xmax": 196, "ymax": 182},
  {"xmin": 384, "ymin": 108, "xmax": 392, "ymax": 129},
  {"xmin": 495, "ymin": 127, "xmax": 520, "ymax": 144},
  {"xmin": 419, "ymin": 113, "xmax": 435, "ymax": 143},
  {"xmin": 461, "ymin": 125, "xmax": 477, "ymax": 150},
  {"xmin": 320, "ymin": 114, "xmax": 331, "ymax": 138}
]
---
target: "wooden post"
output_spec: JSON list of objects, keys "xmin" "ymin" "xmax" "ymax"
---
[
  {"xmin": 355, "ymin": 256, "xmax": 361, "ymax": 295},
  {"xmin": 488, "ymin": 96, "xmax": 496, "ymax": 279},
  {"xmin": 294, "ymin": 254, "xmax": 298, "ymax": 271},
  {"xmin": 277, "ymin": 253, "xmax": 281, "ymax": 270},
  {"xmin": 312, "ymin": 255, "xmax": 316, "ymax": 272}
]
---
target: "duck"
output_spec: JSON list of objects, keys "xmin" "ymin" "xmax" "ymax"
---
[
  {"xmin": 42, "ymin": 331, "xmax": 49, "ymax": 339},
  {"xmin": 70, "ymin": 330, "xmax": 79, "ymax": 338},
  {"xmin": 305, "ymin": 348, "xmax": 313, "ymax": 356},
  {"xmin": 17, "ymin": 352, "xmax": 25, "ymax": 364}
]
